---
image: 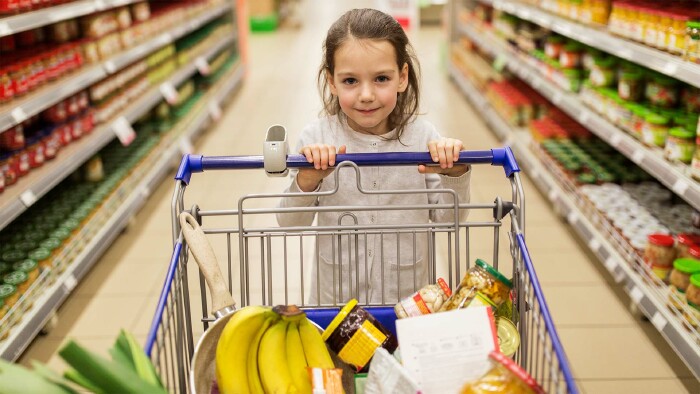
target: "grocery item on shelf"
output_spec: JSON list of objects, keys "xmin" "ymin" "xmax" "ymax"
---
[
  {"xmin": 668, "ymin": 258, "xmax": 700, "ymax": 310},
  {"xmin": 644, "ymin": 234, "xmax": 677, "ymax": 280}
]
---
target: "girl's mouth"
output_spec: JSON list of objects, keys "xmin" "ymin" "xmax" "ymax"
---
[{"xmin": 357, "ymin": 108, "xmax": 378, "ymax": 115}]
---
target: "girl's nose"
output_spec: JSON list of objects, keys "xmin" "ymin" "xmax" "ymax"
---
[{"xmin": 359, "ymin": 83, "xmax": 374, "ymax": 102}]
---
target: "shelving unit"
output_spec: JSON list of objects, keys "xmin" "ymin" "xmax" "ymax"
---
[
  {"xmin": 0, "ymin": 60, "xmax": 245, "ymax": 362},
  {"xmin": 449, "ymin": 62, "xmax": 700, "ymax": 380},
  {"xmin": 0, "ymin": 0, "xmax": 143, "ymax": 37},
  {"xmin": 456, "ymin": 22, "xmax": 700, "ymax": 213},
  {"xmin": 0, "ymin": 33, "xmax": 237, "ymax": 231},
  {"xmin": 478, "ymin": 0, "xmax": 700, "ymax": 90},
  {"xmin": 0, "ymin": 2, "xmax": 233, "ymax": 132}
]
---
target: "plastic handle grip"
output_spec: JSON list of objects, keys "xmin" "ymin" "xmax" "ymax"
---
[{"xmin": 175, "ymin": 147, "xmax": 520, "ymax": 185}]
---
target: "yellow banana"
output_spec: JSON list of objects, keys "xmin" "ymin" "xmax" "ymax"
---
[
  {"xmin": 247, "ymin": 315, "xmax": 276, "ymax": 394},
  {"xmin": 258, "ymin": 320, "xmax": 299, "ymax": 393},
  {"xmin": 287, "ymin": 321, "xmax": 312, "ymax": 394},
  {"xmin": 215, "ymin": 306, "xmax": 278, "ymax": 394},
  {"xmin": 298, "ymin": 318, "xmax": 334, "ymax": 369}
]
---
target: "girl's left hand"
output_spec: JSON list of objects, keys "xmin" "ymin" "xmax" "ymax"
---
[{"xmin": 419, "ymin": 138, "xmax": 470, "ymax": 177}]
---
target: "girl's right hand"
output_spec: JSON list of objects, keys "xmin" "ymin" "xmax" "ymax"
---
[{"xmin": 296, "ymin": 144, "xmax": 347, "ymax": 192}]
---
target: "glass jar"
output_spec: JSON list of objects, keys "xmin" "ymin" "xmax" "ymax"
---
[
  {"xmin": 669, "ymin": 258, "xmax": 700, "ymax": 309},
  {"xmin": 646, "ymin": 73, "xmax": 679, "ymax": 108},
  {"xmin": 394, "ymin": 278, "xmax": 452, "ymax": 318},
  {"xmin": 656, "ymin": 11, "xmax": 673, "ymax": 49},
  {"xmin": 3, "ymin": 271, "xmax": 29, "ymax": 294},
  {"xmin": 559, "ymin": 42, "xmax": 583, "ymax": 68},
  {"xmin": 644, "ymin": 234, "xmax": 676, "ymax": 279},
  {"xmin": 664, "ymin": 127, "xmax": 696, "ymax": 163},
  {"xmin": 12, "ymin": 259, "xmax": 38, "ymax": 284},
  {"xmin": 439, "ymin": 259, "xmax": 513, "ymax": 311},
  {"xmin": 589, "ymin": 56, "xmax": 616, "ymax": 87},
  {"xmin": 28, "ymin": 248, "xmax": 51, "ymax": 270},
  {"xmin": 0, "ymin": 284, "xmax": 18, "ymax": 309},
  {"xmin": 618, "ymin": 68, "xmax": 644, "ymax": 102},
  {"xmin": 685, "ymin": 273, "xmax": 700, "ymax": 327},
  {"xmin": 677, "ymin": 234, "xmax": 700, "ymax": 258},
  {"xmin": 460, "ymin": 351, "xmax": 543, "ymax": 394},
  {"xmin": 685, "ymin": 21, "xmax": 700, "ymax": 64},
  {"xmin": 682, "ymin": 85, "xmax": 700, "ymax": 113},
  {"xmin": 642, "ymin": 113, "xmax": 670, "ymax": 147},
  {"xmin": 544, "ymin": 35, "xmax": 565, "ymax": 60},
  {"xmin": 669, "ymin": 14, "xmax": 690, "ymax": 54}
]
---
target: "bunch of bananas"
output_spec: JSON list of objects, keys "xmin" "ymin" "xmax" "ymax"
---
[{"xmin": 215, "ymin": 305, "xmax": 335, "ymax": 394}]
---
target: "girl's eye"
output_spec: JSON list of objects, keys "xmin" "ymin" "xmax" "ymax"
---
[
  {"xmin": 342, "ymin": 78, "xmax": 357, "ymax": 85},
  {"xmin": 376, "ymin": 75, "xmax": 390, "ymax": 82}
]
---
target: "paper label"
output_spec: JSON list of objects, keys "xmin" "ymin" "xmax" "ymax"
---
[
  {"xmin": 364, "ymin": 348, "xmax": 421, "ymax": 393},
  {"xmin": 397, "ymin": 307, "xmax": 498, "ymax": 392},
  {"xmin": 113, "ymin": 117, "xmax": 136, "ymax": 146},
  {"xmin": 651, "ymin": 312, "xmax": 667, "ymax": 331},
  {"xmin": 20, "ymin": 190, "xmax": 37, "ymax": 207},
  {"xmin": 663, "ymin": 62, "xmax": 678, "ymax": 76},
  {"xmin": 632, "ymin": 150, "xmax": 645, "ymax": 164},
  {"xmin": 11, "ymin": 107, "xmax": 28, "ymax": 124},
  {"xmin": 672, "ymin": 179, "xmax": 689, "ymax": 196},
  {"xmin": 609, "ymin": 133, "xmax": 623, "ymax": 147},
  {"xmin": 630, "ymin": 286, "xmax": 644, "ymax": 304},
  {"xmin": 0, "ymin": 22, "xmax": 11, "ymax": 36},
  {"xmin": 604, "ymin": 257, "xmax": 618, "ymax": 272},
  {"xmin": 64, "ymin": 274, "xmax": 78, "ymax": 292},
  {"xmin": 337, "ymin": 320, "xmax": 387, "ymax": 370},
  {"xmin": 209, "ymin": 102, "xmax": 222, "ymax": 121},
  {"xmin": 588, "ymin": 239, "xmax": 601, "ymax": 252},
  {"xmin": 104, "ymin": 60, "xmax": 117, "ymax": 74}
]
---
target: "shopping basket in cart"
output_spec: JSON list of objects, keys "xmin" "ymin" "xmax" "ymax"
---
[{"xmin": 144, "ymin": 134, "xmax": 578, "ymax": 393}]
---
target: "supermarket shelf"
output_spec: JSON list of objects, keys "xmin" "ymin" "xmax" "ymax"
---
[
  {"xmin": 0, "ymin": 0, "xmax": 141, "ymax": 37},
  {"xmin": 457, "ymin": 22, "xmax": 700, "ymax": 212},
  {"xmin": 0, "ymin": 33, "xmax": 237, "ymax": 232},
  {"xmin": 449, "ymin": 63, "xmax": 700, "ymax": 380},
  {"xmin": 0, "ymin": 60, "xmax": 244, "ymax": 362},
  {"xmin": 479, "ymin": 0, "xmax": 700, "ymax": 90},
  {"xmin": 0, "ymin": 2, "xmax": 232, "ymax": 132}
]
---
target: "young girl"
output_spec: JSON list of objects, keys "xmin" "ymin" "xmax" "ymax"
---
[{"xmin": 277, "ymin": 8, "xmax": 471, "ymax": 305}]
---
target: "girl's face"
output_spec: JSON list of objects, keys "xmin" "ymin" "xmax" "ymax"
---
[{"xmin": 328, "ymin": 38, "xmax": 408, "ymax": 136}]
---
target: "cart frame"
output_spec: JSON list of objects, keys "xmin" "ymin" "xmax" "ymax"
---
[{"xmin": 145, "ymin": 147, "xmax": 578, "ymax": 394}]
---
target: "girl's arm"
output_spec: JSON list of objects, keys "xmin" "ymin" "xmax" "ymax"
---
[
  {"xmin": 276, "ymin": 171, "xmax": 320, "ymax": 227},
  {"xmin": 421, "ymin": 137, "xmax": 472, "ymax": 222}
]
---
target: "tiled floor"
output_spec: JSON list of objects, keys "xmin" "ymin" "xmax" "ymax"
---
[{"xmin": 18, "ymin": 1, "xmax": 699, "ymax": 392}]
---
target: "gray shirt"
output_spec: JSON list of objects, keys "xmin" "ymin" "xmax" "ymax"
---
[{"xmin": 277, "ymin": 115, "xmax": 471, "ymax": 304}]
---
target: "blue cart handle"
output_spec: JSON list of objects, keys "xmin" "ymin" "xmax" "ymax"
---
[{"xmin": 175, "ymin": 147, "xmax": 520, "ymax": 185}]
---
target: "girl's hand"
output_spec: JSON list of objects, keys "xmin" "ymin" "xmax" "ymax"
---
[
  {"xmin": 419, "ymin": 138, "xmax": 470, "ymax": 177},
  {"xmin": 296, "ymin": 144, "xmax": 347, "ymax": 192}
]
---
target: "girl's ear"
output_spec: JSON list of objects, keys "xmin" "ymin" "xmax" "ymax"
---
[
  {"xmin": 326, "ymin": 70, "xmax": 338, "ymax": 96},
  {"xmin": 398, "ymin": 63, "xmax": 409, "ymax": 93}
]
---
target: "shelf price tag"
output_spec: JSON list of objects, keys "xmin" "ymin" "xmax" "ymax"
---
[
  {"xmin": 160, "ymin": 82, "xmax": 179, "ymax": 105},
  {"xmin": 0, "ymin": 22, "xmax": 11, "ymax": 36},
  {"xmin": 651, "ymin": 312, "xmax": 667, "ymax": 331},
  {"xmin": 195, "ymin": 57, "xmax": 211, "ymax": 76},
  {"xmin": 548, "ymin": 189, "xmax": 559, "ymax": 202},
  {"xmin": 104, "ymin": 60, "xmax": 117, "ymax": 74},
  {"xmin": 20, "ymin": 190, "xmax": 37, "ymax": 208},
  {"xmin": 609, "ymin": 133, "xmax": 623, "ymax": 148},
  {"xmin": 113, "ymin": 117, "xmax": 136, "ymax": 146},
  {"xmin": 588, "ymin": 239, "xmax": 601, "ymax": 253},
  {"xmin": 604, "ymin": 257, "xmax": 618, "ymax": 272},
  {"xmin": 209, "ymin": 101, "xmax": 222, "ymax": 122},
  {"xmin": 94, "ymin": 0, "xmax": 107, "ymax": 10},
  {"xmin": 63, "ymin": 274, "xmax": 78, "ymax": 292},
  {"xmin": 630, "ymin": 286, "xmax": 644, "ymax": 304},
  {"xmin": 662, "ymin": 62, "xmax": 679, "ymax": 76},
  {"xmin": 11, "ymin": 107, "xmax": 28, "ymax": 124},
  {"xmin": 493, "ymin": 53, "xmax": 508, "ymax": 72},
  {"xmin": 632, "ymin": 150, "xmax": 645, "ymax": 164},
  {"xmin": 567, "ymin": 211, "xmax": 579, "ymax": 225},
  {"xmin": 672, "ymin": 179, "xmax": 689, "ymax": 196}
]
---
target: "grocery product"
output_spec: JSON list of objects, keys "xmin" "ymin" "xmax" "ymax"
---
[
  {"xmin": 642, "ymin": 113, "xmax": 670, "ymax": 147},
  {"xmin": 686, "ymin": 21, "xmax": 700, "ymax": 64},
  {"xmin": 394, "ymin": 278, "xmax": 452, "ymax": 318},
  {"xmin": 496, "ymin": 317, "xmax": 520, "ymax": 357},
  {"xmin": 322, "ymin": 298, "xmax": 398, "ymax": 371},
  {"xmin": 617, "ymin": 67, "xmax": 644, "ymax": 102},
  {"xmin": 589, "ymin": 55, "xmax": 616, "ymax": 87},
  {"xmin": 644, "ymin": 234, "xmax": 676, "ymax": 280},
  {"xmin": 645, "ymin": 73, "xmax": 679, "ymax": 108},
  {"xmin": 668, "ymin": 258, "xmax": 700, "ymax": 310},
  {"xmin": 676, "ymin": 234, "xmax": 700, "ymax": 259},
  {"xmin": 439, "ymin": 259, "xmax": 512, "ymax": 311},
  {"xmin": 686, "ymin": 274, "xmax": 700, "ymax": 326},
  {"xmin": 3, "ymin": 271, "xmax": 29, "ymax": 294},
  {"xmin": 12, "ymin": 259, "xmax": 38, "ymax": 284},
  {"xmin": 0, "ymin": 284, "xmax": 18, "ymax": 309},
  {"xmin": 460, "ymin": 351, "xmax": 544, "ymax": 394},
  {"xmin": 664, "ymin": 127, "xmax": 696, "ymax": 164}
]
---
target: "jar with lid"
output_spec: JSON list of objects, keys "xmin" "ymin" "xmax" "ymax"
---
[
  {"xmin": 394, "ymin": 278, "xmax": 452, "ymax": 319},
  {"xmin": 642, "ymin": 113, "xmax": 670, "ymax": 147},
  {"xmin": 643, "ymin": 9, "xmax": 660, "ymax": 46},
  {"xmin": 0, "ymin": 284, "xmax": 18, "ymax": 310},
  {"xmin": 559, "ymin": 41, "xmax": 583, "ymax": 68},
  {"xmin": 668, "ymin": 258, "xmax": 700, "ymax": 310},
  {"xmin": 664, "ymin": 127, "xmax": 696, "ymax": 163},
  {"xmin": 460, "ymin": 351, "xmax": 544, "ymax": 394},
  {"xmin": 0, "ymin": 67, "xmax": 13, "ymax": 103},
  {"xmin": 646, "ymin": 73, "xmax": 679, "ymax": 108},
  {"xmin": 644, "ymin": 234, "xmax": 676, "ymax": 280},
  {"xmin": 655, "ymin": 11, "xmax": 673, "ymax": 50},
  {"xmin": 685, "ymin": 21, "xmax": 700, "ymax": 64},
  {"xmin": 439, "ymin": 259, "xmax": 512, "ymax": 311},
  {"xmin": 676, "ymin": 234, "xmax": 700, "ymax": 258},
  {"xmin": 12, "ymin": 259, "xmax": 38, "ymax": 284},
  {"xmin": 3, "ymin": 271, "xmax": 29, "ymax": 294},
  {"xmin": 685, "ymin": 273, "xmax": 700, "ymax": 327},
  {"xmin": 669, "ymin": 13, "xmax": 690, "ymax": 54},
  {"xmin": 589, "ymin": 55, "xmax": 616, "ymax": 87},
  {"xmin": 0, "ymin": 124, "xmax": 25, "ymax": 151},
  {"xmin": 544, "ymin": 35, "xmax": 565, "ymax": 60},
  {"xmin": 618, "ymin": 67, "xmax": 644, "ymax": 102}
]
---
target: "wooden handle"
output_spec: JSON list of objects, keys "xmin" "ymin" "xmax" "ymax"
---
[{"xmin": 179, "ymin": 212, "xmax": 236, "ymax": 313}]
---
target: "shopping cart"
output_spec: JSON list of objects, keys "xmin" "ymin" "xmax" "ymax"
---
[{"xmin": 144, "ymin": 141, "xmax": 578, "ymax": 394}]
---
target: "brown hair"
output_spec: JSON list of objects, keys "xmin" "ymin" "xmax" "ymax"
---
[{"xmin": 318, "ymin": 8, "xmax": 420, "ymax": 139}]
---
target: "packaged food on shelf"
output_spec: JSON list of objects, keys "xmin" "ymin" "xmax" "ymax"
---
[
  {"xmin": 0, "ymin": 284, "xmax": 18, "ymax": 310},
  {"xmin": 668, "ymin": 258, "xmax": 700, "ymax": 310},
  {"xmin": 3, "ymin": 271, "xmax": 29, "ymax": 295},
  {"xmin": 676, "ymin": 234, "xmax": 700, "ymax": 258},
  {"xmin": 645, "ymin": 73, "xmax": 680, "ymax": 108},
  {"xmin": 439, "ymin": 259, "xmax": 512, "ymax": 312},
  {"xmin": 642, "ymin": 113, "xmax": 671, "ymax": 148},
  {"xmin": 685, "ymin": 20, "xmax": 700, "ymax": 64},
  {"xmin": 132, "ymin": 2, "xmax": 151, "ymax": 22},
  {"xmin": 644, "ymin": 234, "xmax": 676, "ymax": 280},
  {"xmin": 589, "ymin": 55, "xmax": 616, "ymax": 87},
  {"xmin": 685, "ymin": 273, "xmax": 700, "ymax": 327},
  {"xmin": 460, "ymin": 351, "xmax": 544, "ymax": 394},
  {"xmin": 617, "ymin": 66, "xmax": 644, "ymax": 102},
  {"xmin": 322, "ymin": 298, "xmax": 398, "ymax": 371},
  {"xmin": 394, "ymin": 278, "xmax": 452, "ymax": 319}
]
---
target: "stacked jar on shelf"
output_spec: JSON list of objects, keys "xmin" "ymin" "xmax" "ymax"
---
[{"xmin": 0, "ymin": 0, "xmax": 76, "ymax": 15}]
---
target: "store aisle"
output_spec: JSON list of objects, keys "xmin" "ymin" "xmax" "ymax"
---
[{"xmin": 18, "ymin": 1, "xmax": 698, "ymax": 392}]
